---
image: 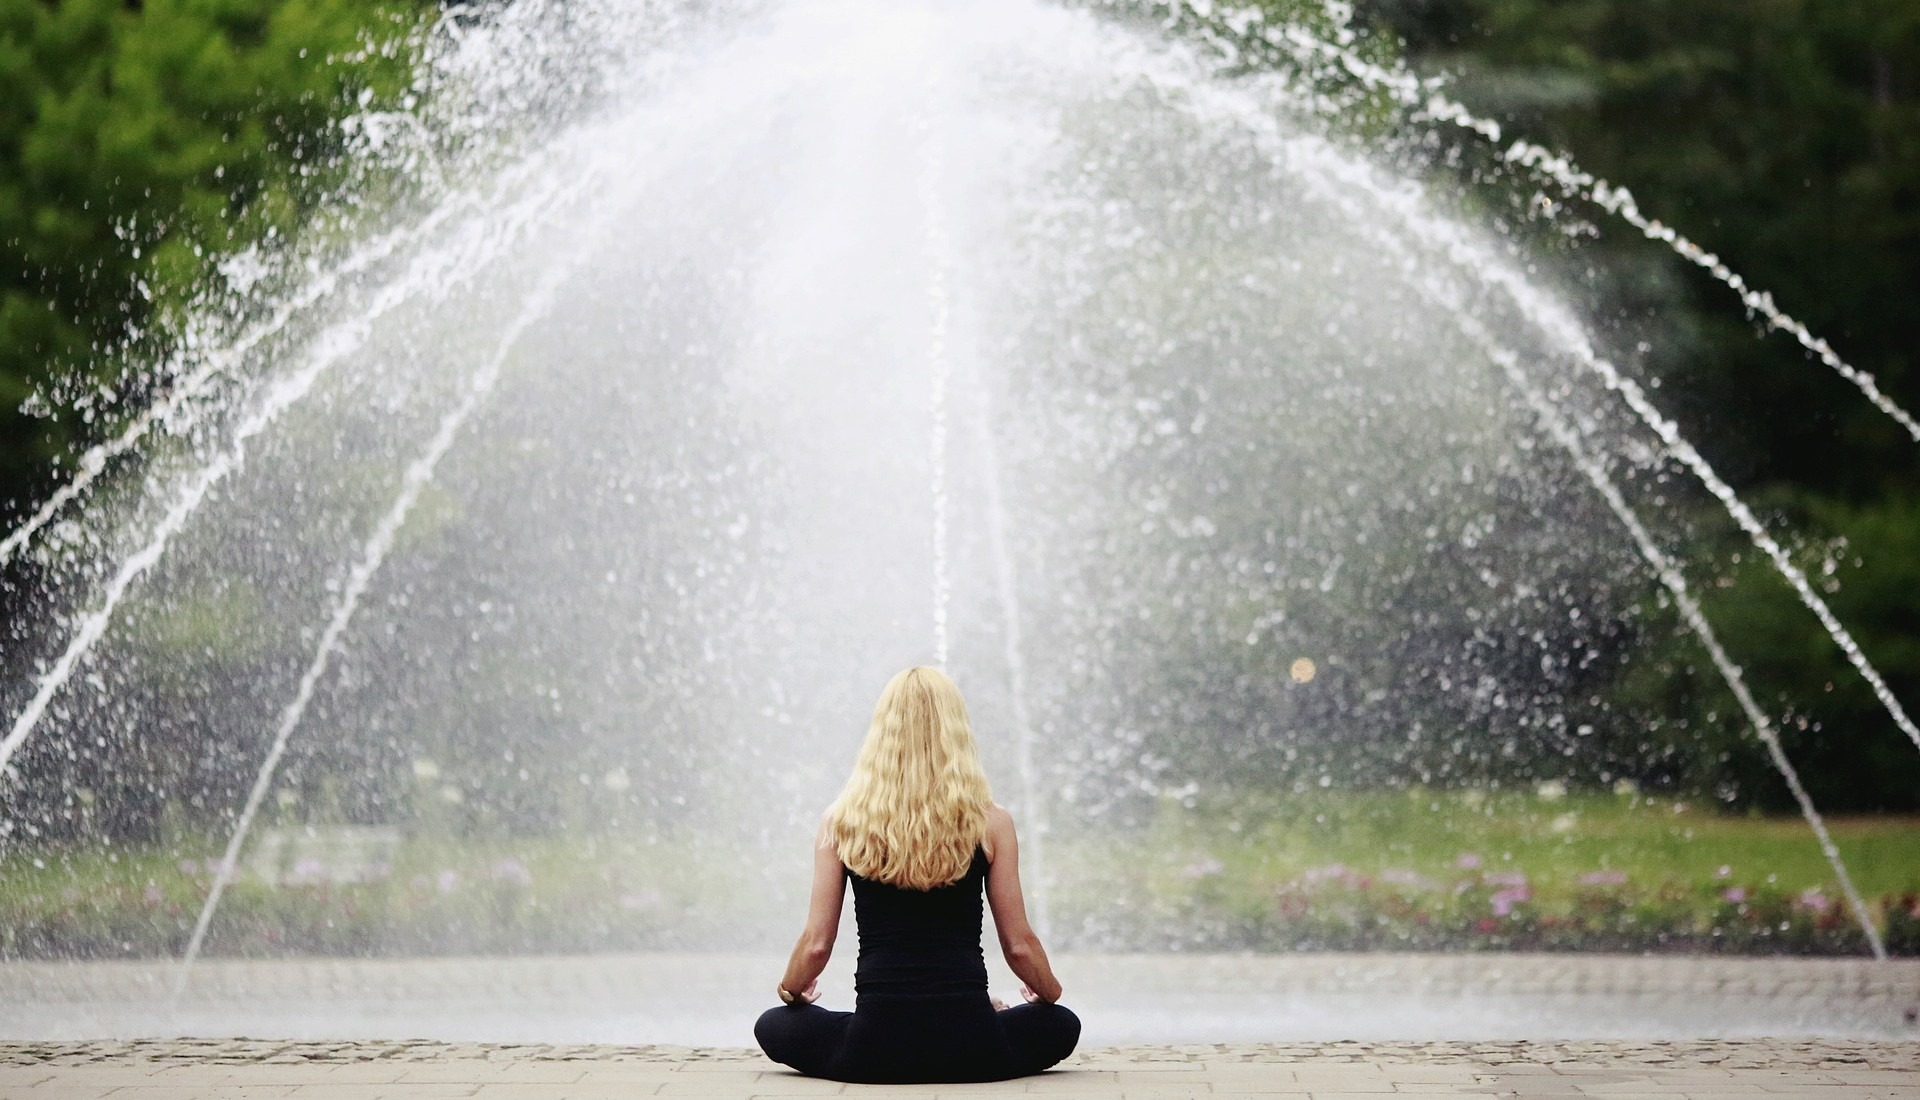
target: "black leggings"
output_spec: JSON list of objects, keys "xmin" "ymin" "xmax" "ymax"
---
[{"xmin": 755, "ymin": 991, "xmax": 1081, "ymax": 1084}]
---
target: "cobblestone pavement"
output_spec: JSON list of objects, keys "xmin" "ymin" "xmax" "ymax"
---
[{"xmin": 2, "ymin": 1039, "xmax": 1918, "ymax": 1098}]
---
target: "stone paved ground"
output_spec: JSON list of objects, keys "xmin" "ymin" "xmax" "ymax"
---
[{"xmin": 3, "ymin": 1040, "xmax": 1918, "ymax": 1098}]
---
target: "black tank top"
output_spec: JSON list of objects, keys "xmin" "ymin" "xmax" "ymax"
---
[{"xmin": 847, "ymin": 846, "xmax": 990, "ymax": 995}]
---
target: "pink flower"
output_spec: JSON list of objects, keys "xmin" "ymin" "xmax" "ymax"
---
[
  {"xmin": 1579, "ymin": 870, "xmax": 1628, "ymax": 887},
  {"xmin": 1456, "ymin": 853, "xmax": 1483, "ymax": 870},
  {"xmin": 1490, "ymin": 885, "xmax": 1532, "ymax": 917},
  {"xmin": 1794, "ymin": 889, "xmax": 1832, "ymax": 914},
  {"xmin": 1721, "ymin": 887, "xmax": 1748, "ymax": 904}
]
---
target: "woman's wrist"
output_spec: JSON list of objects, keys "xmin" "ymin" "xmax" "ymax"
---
[{"xmin": 1019, "ymin": 981, "xmax": 1061, "ymax": 1005}]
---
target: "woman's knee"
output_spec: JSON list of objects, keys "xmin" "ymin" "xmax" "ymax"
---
[
  {"xmin": 1040, "ymin": 1003, "xmax": 1081, "ymax": 1058},
  {"xmin": 1002, "ymin": 1001, "xmax": 1081, "ymax": 1069},
  {"xmin": 756, "ymin": 1003, "xmax": 851, "ymax": 1078},
  {"xmin": 755, "ymin": 1005, "xmax": 804, "ymax": 1061}
]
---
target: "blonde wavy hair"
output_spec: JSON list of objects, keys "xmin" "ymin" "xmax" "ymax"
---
[{"xmin": 825, "ymin": 666, "xmax": 994, "ymax": 890}]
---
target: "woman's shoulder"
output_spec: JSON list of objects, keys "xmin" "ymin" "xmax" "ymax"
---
[{"xmin": 982, "ymin": 803, "xmax": 1015, "ymax": 861}]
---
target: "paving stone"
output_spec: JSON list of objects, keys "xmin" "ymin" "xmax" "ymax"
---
[
  {"xmin": 3, "ymin": 1038, "xmax": 1920, "ymax": 1097},
  {"xmin": 393, "ymin": 1065, "xmax": 587, "ymax": 1083},
  {"xmin": 658, "ymin": 1074, "xmax": 843, "ymax": 1094},
  {"xmin": 81, "ymin": 1088, "xmax": 310, "ymax": 1100},
  {"xmin": 469, "ymin": 1085, "xmax": 668, "ymax": 1098}
]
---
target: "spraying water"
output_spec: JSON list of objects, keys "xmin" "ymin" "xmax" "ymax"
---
[
  {"xmin": 1150, "ymin": 54, "xmax": 1888, "ymax": 954},
  {"xmin": 168, "ymin": 157, "xmax": 667, "ymax": 990},
  {"xmin": 1125, "ymin": 0, "xmax": 1920, "ymax": 448},
  {"xmin": 159, "ymin": 53, "xmax": 794, "ymax": 971},
  {"xmin": 0, "ymin": 163, "xmax": 593, "ymax": 783},
  {"xmin": 1115, "ymin": 42, "xmax": 1920, "ymax": 764},
  {"xmin": 972, "ymin": 334, "xmax": 1051, "ymax": 937},
  {"xmin": 1489, "ymin": 342, "xmax": 1889, "ymax": 961},
  {"xmin": 922, "ymin": 76, "xmax": 956, "ymax": 670},
  {"xmin": 0, "ymin": 0, "xmax": 1909, "ymax": 982}
]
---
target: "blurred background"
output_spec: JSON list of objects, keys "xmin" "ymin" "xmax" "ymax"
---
[{"xmin": 0, "ymin": 0, "xmax": 1915, "ymax": 1003}]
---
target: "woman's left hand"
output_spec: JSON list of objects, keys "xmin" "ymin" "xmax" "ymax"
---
[{"xmin": 776, "ymin": 980, "xmax": 821, "ymax": 1005}]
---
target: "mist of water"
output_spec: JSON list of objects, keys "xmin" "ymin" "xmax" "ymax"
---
[{"xmin": 0, "ymin": 0, "xmax": 1909, "ymax": 972}]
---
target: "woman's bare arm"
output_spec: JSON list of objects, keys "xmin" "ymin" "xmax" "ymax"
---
[
  {"xmin": 777, "ymin": 816, "xmax": 846, "ymax": 1000},
  {"xmin": 983, "ymin": 804, "xmax": 1063, "ymax": 1004}
]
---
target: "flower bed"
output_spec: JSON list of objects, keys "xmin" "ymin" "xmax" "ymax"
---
[
  {"xmin": 1044, "ymin": 790, "xmax": 1920, "ymax": 957},
  {"xmin": 1056, "ymin": 856, "xmax": 1896, "ymax": 955}
]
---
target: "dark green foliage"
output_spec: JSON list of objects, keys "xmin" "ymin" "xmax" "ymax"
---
[
  {"xmin": 1888, "ymin": 892, "xmax": 1920, "ymax": 955},
  {"xmin": 1339, "ymin": 1, "xmax": 1920, "ymax": 809},
  {"xmin": 1617, "ymin": 492, "xmax": 1920, "ymax": 811},
  {"xmin": 1369, "ymin": 0, "xmax": 1920, "ymax": 498},
  {"xmin": 0, "ymin": 0, "xmax": 422, "ymax": 519}
]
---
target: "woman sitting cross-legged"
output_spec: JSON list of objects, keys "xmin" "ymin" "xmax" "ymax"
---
[{"xmin": 754, "ymin": 666, "xmax": 1080, "ymax": 1084}]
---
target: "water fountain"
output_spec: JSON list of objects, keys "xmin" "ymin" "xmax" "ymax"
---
[{"xmin": 0, "ymin": 0, "xmax": 1914, "ymax": 1044}]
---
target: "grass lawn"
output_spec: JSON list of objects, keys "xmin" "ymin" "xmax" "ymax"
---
[
  {"xmin": 2, "ymin": 787, "xmax": 1916, "ymax": 958},
  {"xmin": 1061, "ymin": 786, "xmax": 1920, "ymax": 897},
  {"xmin": 1046, "ymin": 787, "xmax": 1920, "ymax": 954}
]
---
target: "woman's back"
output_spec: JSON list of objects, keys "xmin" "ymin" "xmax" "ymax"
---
[{"xmin": 848, "ymin": 847, "xmax": 990, "ymax": 995}]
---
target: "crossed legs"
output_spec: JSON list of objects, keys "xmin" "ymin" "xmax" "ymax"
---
[{"xmin": 755, "ymin": 998, "xmax": 1080, "ymax": 1083}]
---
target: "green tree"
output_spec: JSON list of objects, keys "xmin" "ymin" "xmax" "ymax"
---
[
  {"xmin": 1360, "ymin": 0, "xmax": 1920, "ymax": 493},
  {"xmin": 0, "ymin": 0, "xmax": 422, "ymax": 521}
]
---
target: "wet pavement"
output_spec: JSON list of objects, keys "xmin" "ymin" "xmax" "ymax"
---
[{"xmin": 2, "ymin": 952, "xmax": 1915, "ymax": 1046}]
